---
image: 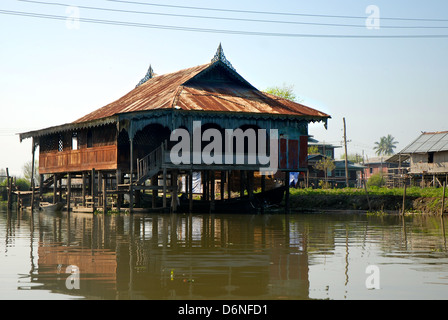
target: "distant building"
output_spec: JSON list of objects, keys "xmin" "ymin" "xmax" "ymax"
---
[
  {"xmin": 305, "ymin": 139, "xmax": 364, "ymax": 188},
  {"xmin": 363, "ymin": 156, "xmax": 399, "ymax": 180},
  {"xmin": 388, "ymin": 131, "xmax": 448, "ymax": 187}
]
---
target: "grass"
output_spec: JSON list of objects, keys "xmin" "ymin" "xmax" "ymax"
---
[{"xmin": 289, "ymin": 186, "xmax": 445, "ymax": 198}]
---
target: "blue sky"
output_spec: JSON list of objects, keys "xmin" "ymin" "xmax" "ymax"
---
[{"xmin": 1, "ymin": 0, "xmax": 448, "ymax": 175}]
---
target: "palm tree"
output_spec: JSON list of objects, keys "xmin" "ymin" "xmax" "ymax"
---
[{"xmin": 374, "ymin": 134, "xmax": 398, "ymax": 156}]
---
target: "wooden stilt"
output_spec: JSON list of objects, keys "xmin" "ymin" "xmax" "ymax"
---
[
  {"xmin": 67, "ymin": 173, "xmax": 71, "ymax": 213},
  {"xmin": 53, "ymin": 174, "xmax": 57, "ymax": 204},
  {"xmin": 247, "ymin": 171, "xmax": 254, "ymax": 199},
  {"xmin": 261, "ymin": 174, "xmax": 266, "ymax": 214},
  {"xmin": 285, "ymin": 171, "xmax": 290, "ymax": 214},
  {"xmin": 91, "ymin": 168, "xmax": 96, "ymax": 213},
  {"xmin": 30, "ymin": 137, "xmax": 35, "ymax": 211},
  {"xmin": 163, "ymin": 167, "xmax": 167, "ymax": 209},
  {"xmin": 441, "ymin": 181, "xmax": 446, "ymax": 216},
  {"xmin": 151, "ymin": 175, "xmax": 157, "ymax": 209},
  {"xmin": 58, "ymin": 176, "xmax": 62, "ymax": 203},
  {"xmin": 189, "ymin": 170, "xmax": 193, "ymax": 213},
  {"xmin": 220, "ymin": 171, "xmax": 225, "ymax": 201},
  {"xmin": 227, "ymin": 171, "xmax": 231, "ymax": 200},
  {"xmin": 401, "ymin": 181, "xmax": 407, "ymax": 215},
  {"xmin": 39, "ymin": 174, "xmax": 44, "ymax": 204},
  {"xmin": 172, "ymin": 170, "xmax": 178, "ymax": 213},
  {"xmin": 98, "ymin": 171, "xmax": 103, "ymax": 207},
  {"xmin": 203, "ymin": 171, "xmax": 208, "ymax": 201},
  {"xmin": 103, "ymin": 172, "xmax": 107, "ymax": 214},
  {"xmin": 82, "ymin": 172, "xmax": 87, "ymax": 207},
  {"xmin": 6, "ymin": 168, "xmax": 11, "ymax": 209},
  {"xmin": 116, "ymin": 169, "xmax": 122, "ymax": 211},
  {"xmin": 210, "ymin": 171, "xmax": 215, "ymax": 213},
  {"xmin": 240, "ymin": 170, "xmax": 245, "ymax": 197}
]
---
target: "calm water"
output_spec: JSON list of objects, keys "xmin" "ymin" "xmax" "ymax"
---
[{"xmin": 1, "ymin": 205, "xmax": 448, "ymax": 300}]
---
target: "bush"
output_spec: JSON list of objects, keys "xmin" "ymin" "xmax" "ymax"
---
[
  {"xmin": 367, "ymin": 173, "xmax": 385, "ymax": 187},
  {"xmin": 15, "ymin": 178, "xmax": 31, "ymax": 191}
]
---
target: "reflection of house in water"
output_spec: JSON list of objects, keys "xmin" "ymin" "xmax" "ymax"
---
[{"xmin": 33, "ymin": 213, "xmax": 310, "ymax": 299}]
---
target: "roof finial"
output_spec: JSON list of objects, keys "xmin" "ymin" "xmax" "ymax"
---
[
  {"xmin": 211, "ymin": 43, "xmax": 235, "ymax": 71},
  {"xmin": 136, "ymin": 64, "xmax": 154, "ymax": 88}
]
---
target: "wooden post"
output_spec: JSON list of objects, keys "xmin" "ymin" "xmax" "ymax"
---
[
  {"xmin": 30, "ymin": 137, "xmax": 36, "ymax": 211},
  {"xmin": 171, "ymin": 170, "xmax": 178, "ymax": 213},
  {"xmin": 103, "ymin": 173, "xmax": 107, "ymax": 214},
  {"xmin": 116, "ymin": 169, "xmax": 122, "ymax": 211},
  {"xmin": 189, "ymin": 170, "xmax": 193, "ymax": 213},
  {"xmin": 91, "ymin": 168, "xmax": 96, "ymax": 213},
  {"xmin": 285, "ymin": 171, "xmax": 290, "ymax": 214},
  {"xmin": 441, "ymin": 181, "xmax": 446, "ymax": 216},
  {"xmin": 261, "ymin": 174, "xmax": 266, "ymax": 214},
  {"xmin": 220, "ymin": 171, "xmax": 225, "ymax": 201},
  {"xmin": 203, "ymin": 171, "xmax": 208, "ymax": 201},
  {"xmin": 227, "ymin": 171, "xmax": 231, "ymax": 200},
  {"xmin": 82, "ymin": 172, "xmax": 87, "ymax": 207},
  {"xmin": 53, "ymin": 174, "xmax": 57, "ymax": 204},
  {"xmin": 401, "ymin": 181, "xmax": 407, "ymax": 215},
  {"xmin": 210, "ymin": 171, "xmax": 215, "ymax": 213},
  {"xmin": 363, "ymin": 173, "xmax": 372, "ymax": 211},
  {"xmin": 343, "ymin": 117, "xmax": 349, "ymax": 187},
  {"xmin": 67, "ymin": 173, "xmax": 71, "ymax": 213},
  {"xmin": 240, "ymin": 170, "xmax": 245, "ymax": 197},
  {"xmin": 151, "ymin": 175, "xmax": 157, "ymax": 209},
  {"xmin": 162, "ymin": 167, "xmax": 167, "ymax": 209},
  {"xmin": 39, "ymin": 174, "xmax": 44, "ymax": 203},
  {"xmin": 6, "ymin": 168, "xmax": 12, "ymax": 209},
  {"xmin": 98, "ymin": 171, "xmax": 103, "ymax": 207}
]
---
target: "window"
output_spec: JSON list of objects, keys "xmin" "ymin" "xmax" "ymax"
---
[
  {"xmin": 72, "ymin": 132, "xmax": 79, "ymax": 150},
  {"xmin": 87, "ymin": 130, "xmax": 93, "ymax": 148},
  {"xmin": 428, "ymin": 152, "xmax": 434, "ymax": 164},
  {"xmin": 58, "ymin": 134, "xmax": 64, "ymax": 152},
  {"xmin": 335, "ymin": 169, "xmax": 345, "ymax": 177}
]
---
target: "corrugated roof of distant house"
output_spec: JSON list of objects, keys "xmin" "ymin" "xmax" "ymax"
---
[{"xmin": 400, "ymin": 131, "xmax": 448, "ymax": 154}]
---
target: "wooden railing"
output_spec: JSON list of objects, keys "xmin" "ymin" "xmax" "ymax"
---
[
  {"xmin": 39, "ymin": 145, "xmax": 117, "ymax": 174},
  {"xmin": 410, "ymin": 162, "xmax": 448, "ymax": 174},
  {"xmin": 136, "ymin": 142, "xmax": 165, "ymax": 184}
]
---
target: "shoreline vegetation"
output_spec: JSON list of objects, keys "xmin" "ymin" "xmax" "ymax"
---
[{"xmin": 287, "ymin": 187, "xmax": 448, "ymax": 215}]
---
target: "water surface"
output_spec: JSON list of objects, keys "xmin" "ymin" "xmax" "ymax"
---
[{"xmin": 1, "ymin": 206, "xmax": 448, "ymax": 300}]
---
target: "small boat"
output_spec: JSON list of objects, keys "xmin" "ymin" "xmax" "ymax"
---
[
  {"xmin": 178, "ymin": 186, "xmax": 285, "ymax": 214},
  {"xmin": 39, "ymin": 202, "xmax": 65, "ymax": 212}
]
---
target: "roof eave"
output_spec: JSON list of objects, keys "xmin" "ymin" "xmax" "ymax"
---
[{"xmin": 19, "ymin": 115, "xmax": 118, "ymax": 142}]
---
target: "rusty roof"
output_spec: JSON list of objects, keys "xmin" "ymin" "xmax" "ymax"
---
[
  {"xmin": 20, "ymin": 47, "xmax": 330, "ymax": 141},
  {"xmin": 74, "ymin": 60, "xmax": 329, "ymax": 124}
]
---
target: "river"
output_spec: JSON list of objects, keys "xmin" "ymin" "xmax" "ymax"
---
[{"xmin": 1, "ymin": 205, "xmax": 448, "ymax": 300}]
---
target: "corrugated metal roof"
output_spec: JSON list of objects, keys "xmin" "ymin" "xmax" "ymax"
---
[
  {"xmin": 74, "ymin": 61, "xmax": 330, "ymax": 124},
  {"xmin": 400, "ymin": 131, "xmax": 448, "ymax": 154}
]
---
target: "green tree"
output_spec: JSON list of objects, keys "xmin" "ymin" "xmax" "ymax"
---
[
  {"xmin": 264, "ymin": 83, "xmax": 301, "ymax": 102},
  {"xmin": 374, "ymin": 134, "xmax": 398, "ymax": 156},
  {"xmin": 367, "ymin": 173, "xmax": 385, "ymax": 187},
  {"xmin": 313, "ymin": 157, "xmax": 336, "ymax": 188},
  {"xmin": 340, "ymin": 153, "xmax": 363, "ymax": 163},
  {"xmin": 22, "ymin": 160, "xmax": 39, "ymax": 186}
]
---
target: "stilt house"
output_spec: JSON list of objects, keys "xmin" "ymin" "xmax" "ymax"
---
[{"xmin": 19, "ymin": 45, "xmax": 330, "ymax": 213}]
